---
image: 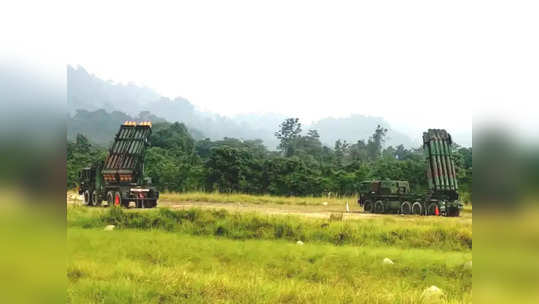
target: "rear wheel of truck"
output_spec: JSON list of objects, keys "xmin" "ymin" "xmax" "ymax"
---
[
  {"xmin": 91, "ymin": 190, "xmax": 99, "ymax": 206},
  {"xmin": 401, "ymin": 201, "xmax": 411, "ymax": 215},
  {"xmin": 412, "ymin": 202, "xmax": 422, "ymax": 215},
  {"xmin": 84, "ymin": 190, "xmax": 91, "ymax": 205},
  {"xmin": 363, "ymin": 200, "xmax": 373, "ymax": 213},
  {"xmin": 106, "ymin": 192, "xmax": 114, "ymax": 206},
  {"xmin": 448, "ymin": 207, "xmax": 460, "ymax": 217},
  {"xmin": 114, "ymin": 192, "xmax": 122, "ymax": 207},
  {"xmin": 374, "ymin": 201, "xmax": 384, "ymax": 214}
]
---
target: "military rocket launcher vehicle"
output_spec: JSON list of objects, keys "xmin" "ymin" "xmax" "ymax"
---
[
  {"xmin": 78, "ymin": 121, "xmax": 159, "ymax": 208},
  {"xmin": 358, "ymin": 129, "xmax": 463, "ymax": 216}
]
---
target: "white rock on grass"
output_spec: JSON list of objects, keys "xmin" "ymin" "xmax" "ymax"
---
[
  {"xmin": 296, "ymin": 240, "xmax": 304, "ymax": 246},
  {"xmin": 104, "ymin": 225, "xmax": 115, "ymax": 231},
  {"xmin": 421, "ymin": 285, "xmax": 444, "ymax": 303},
  {"xmin": 383, "ymin": 257, "xmax": 394, "ymax": 265},
  {"xmin": 322, "ymin": 202, "xmax": 328, "ymax": 206}
]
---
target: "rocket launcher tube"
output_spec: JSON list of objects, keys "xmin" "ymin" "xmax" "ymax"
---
[
  {"xmin": 113, "ymin": 125, "xmax": 137, "ymax": 169},
  {"xmin": 106, "ymin": 126, "xmax": 129, "ymax": 169},
  {"xmin": 442, "ymin": 139, "xmax": 455, "ymax": 190},
  {"xmin": 424, "ymin": 142, "xmax": 434, "ymax": 190},
  {"xmin": 111, "ymin": 126, "xmax": 134, "ymax": 169},
  {"xmin": 443, "ymin": 131, "xmax": 458, "ymax": 191},
  {"xmin": 122, "ymin": 128, "xmax": 140, "ymax": 168},
  {"xmin": 438, "ymin": 133, "xmax": 450, "ymax": 190},
  {"xmin": 434, "ymin": 130, "xmax": 448, "ymax": 190},
  {"xmin": 448, "ymin": 141, "xmax": 458, "ymax": 190},
  {"xmin": 105, "ymin": 126, "xmax": 125, "ymax": 168},
  {"xmin": 431, "ymin": 136, "xmax": 443, "ymax": 190},
  {"xmin": 429, "ymin": 140, "xmax": 441, "ymax": 190}
]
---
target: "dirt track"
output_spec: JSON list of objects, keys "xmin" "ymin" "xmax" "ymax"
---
[
  {"xmin": 68, "ymin": 193, "xmax": 471, "ymax": 221},
  {"xmin": 68, "ymin": 192, "xmax": 378, "ymax": 219},
  {"xmin": 158, "ymin": 199, "xmax": 385, "ymax": 220}
]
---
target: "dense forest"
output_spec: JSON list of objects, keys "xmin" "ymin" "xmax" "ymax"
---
[{"xmin": 67, "ymin": 118, "xmax": 472, "ymax": 201}]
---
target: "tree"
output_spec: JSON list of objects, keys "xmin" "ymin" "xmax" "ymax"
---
[
  {"xmin": 67, "ymin": 115, "xmax": 472, "ymax": 199},
  {"xmin": 206, "ymin": 146, "xmax": 257, "ymax": 193},
  {"xmin": 366, "ymin": 125, "xmax": 388, "ymax": 161},
  {"xmin": 275, "ymin": 118, "xmax": 302, "ymax": 157},
  {"xmin": 66, "ymin": 134, "xmax": 106, "ymax": 188},
  {"xmin": 349, "ymin": 140, "xmax": 368, "ymax": 162},
  {"xmin": 150, "ymin": 122, "xmax": 195, "ymax": 154},
  {"xmin": 334, "ymin": 139, "xmax": 350, "ymax": 167}
]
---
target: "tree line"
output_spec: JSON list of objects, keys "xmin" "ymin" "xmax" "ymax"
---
[{"xmin": 67, "ymin": 118, "xmax": 472, "ymax": 199}]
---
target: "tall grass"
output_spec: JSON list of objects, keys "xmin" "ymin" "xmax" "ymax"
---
[
  {"xmin": 68, "ymin": 205, "xmax": 472, "ymax": 251},
  {"xmin": 68, "ymin": 228, "xmax": 472, "ymax": 303}
]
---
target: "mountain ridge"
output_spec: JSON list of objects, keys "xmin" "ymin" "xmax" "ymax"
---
[{"xmin": 68, "ymin": 65, "xmax": 419, "ymax": 149}]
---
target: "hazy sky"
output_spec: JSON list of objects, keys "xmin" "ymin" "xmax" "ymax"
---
[{"xmin": 4, "ymin": 1, "xmax": 539, "ymax": 144}]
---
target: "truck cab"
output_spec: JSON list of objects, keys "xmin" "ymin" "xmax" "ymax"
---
[{"xmin": 359, "ymin": 180, "xmax": 410, "ymax": 197}]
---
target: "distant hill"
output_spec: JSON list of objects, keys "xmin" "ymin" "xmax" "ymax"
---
[
  {"xmin": 68, "ymin": 65, "xmax": 416, "ymax": 149},
  {"xmin": 68, "ymin": 109, "xmax": 206, "ymax": 146},
  {"xmin": 309, "ymin": 115, "xmax": 415, "ymax": 148}
]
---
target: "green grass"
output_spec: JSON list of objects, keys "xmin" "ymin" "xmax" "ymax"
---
[
  {"xmin": 67, "ymin": 204, "xmax": 472, "ymax": 303},
  {"xmin": 160, "ymin": 191, "xmax": 356, "ymax": 206},
  {"xmin": 68, "ymin": 228, "xmax": 471, "ymax": 303},
  {"xmin": 68, "ymin": 206, "xmax": 472, "ymax": 251}
]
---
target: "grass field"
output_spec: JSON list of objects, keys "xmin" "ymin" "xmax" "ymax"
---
[{"xmin": 67, "ymin": 193, "xmax": 472, "ymax": 303}]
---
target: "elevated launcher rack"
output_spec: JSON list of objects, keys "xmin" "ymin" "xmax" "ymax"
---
[
  {"xmin": 102, "ymin": 121, "xmax": 153, "ymax": 185},
  {"xmin": 423, "ymin": 129, "xmax": 459, "ymax": 201}
]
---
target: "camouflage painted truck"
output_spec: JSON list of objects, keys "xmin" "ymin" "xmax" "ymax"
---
[
  {"xmin": 78, "ymin": 121, "xmax": 159, "ymax": 208},
  {"xmin": 358, "ymin": 129, "xmax": 462, "ymax": 216}
]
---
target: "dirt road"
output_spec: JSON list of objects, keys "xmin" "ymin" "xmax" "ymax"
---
[
  {"xmin": 68, "ymin": 193, "xmax": 471, "ymax": 221},
  {"xmin": 158, "ymin": 199, "xmax": 384, "ymax": 220}
]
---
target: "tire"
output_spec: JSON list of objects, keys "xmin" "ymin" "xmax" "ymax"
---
[
  {"xmin": 363, "ymin": 200, "xmax": 374, "ymax": 213},
  {"xmin": 427, "ymin": 203, "xmax": 439, "ymax": 216},
  {"xmin": 448, "ymin": 207, "xmax": 460, "ymax": 217},
  {"xmin": 84, "ymin": 190, "xmax": 91, "ymax": 205},
  {"xmin": 374, "ymin": 201, "xmax": 385, "ymax": 214},
  {"xmin": 114, "ymin": 192, "xmax": 122, "ymax": 207},
  {"xmin": 106, "ymin": 192, "xmax": 114, "ymax": 206},
  {"xmin": 412, "ymin": 202, "xmax": 422, "ymax": 215},
  {"xmin": 401, "ymin": 201, "xmax": 411, "ymax": 215},
  {"xmin": 91, "ymin": 190, "xmax": 100, "ymax": 207},
  {"xmin": 146, "ymin": 200, "xmax": 157, "ymax": 208}
]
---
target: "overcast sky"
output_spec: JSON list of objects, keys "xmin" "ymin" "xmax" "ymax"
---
[{"xmin": 3, "ymin": 1, "xmax": 539, "ymax": 144}]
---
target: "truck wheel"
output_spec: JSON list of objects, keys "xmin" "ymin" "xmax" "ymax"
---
[
  {"xmin": 400, "ymin": 201, "xmax": 411, "ymax": 215},
  {"xmin": 106, "ymin": 192, "xmax": 114, "ymax": 206},
  {"xmin": 114, "ymin": 192, "xmax": 122, "ymax": 207},
  {"xmin": 427, "ymin": 203, "xmax": 439, "ymax": 216},
  {"xmin": 412, "ymin": 202, "xmax": 422, "ymax": 215},
  {"xmin": 363, "ymin": 200, "xmax": 373, "ymax": 213},
  {"xmin": 83, "ymin": 190, "xmax": 91, "ymax": 205},
  {"xmin": 448, "ymin": 207, "xmax": 460, "ymax": 217},
  {"xmin": 91, "ymin": 190, "xmax": 99, "ymax": 207},
  {"xmin": 374, "ymin": 201, "xmax": 384, "ymax": 214}
]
